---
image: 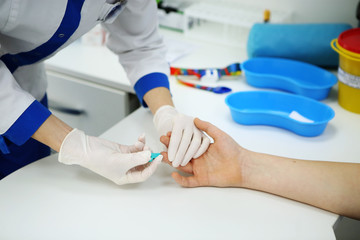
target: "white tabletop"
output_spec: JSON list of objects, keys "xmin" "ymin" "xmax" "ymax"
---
[{"xmin": 1, "ymin": 29, "xmax": 360, "ymax": 240}]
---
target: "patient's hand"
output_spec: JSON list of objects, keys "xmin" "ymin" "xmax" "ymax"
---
[{"xmin": 161, "ymin": 118, "xmax": 248, "ymax": 188}]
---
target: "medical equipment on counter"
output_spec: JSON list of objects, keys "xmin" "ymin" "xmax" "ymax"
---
[
  {"xmin": 176, "ymin": 77, "xmax": 231, "ymax": 94},
  {"xmin": 157, "ymin": 0, "xmax": 193, "ymax": 32},
  {"xmin": 182, "ymin": 0, "xmax": 291, "ymax": 47},
  {"xmin": 331, "ymin": 28, "xmax": 360, "ymax": 114},
  {"xmin": 225, "ymin": 91, "xmax": 335, "ymax": 137},
  {"xmin": 241, "ymin": 57, "xmax": 337, "ymax": 100},
  {"xmin": 263, "ymin": 9, "xmax": 271, "ymax": 23},
  {"xmin": 170, "ymin": 63, "xmax": 241, "ymax": 82}
]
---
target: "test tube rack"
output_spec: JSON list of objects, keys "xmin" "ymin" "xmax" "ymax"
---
[{"xmin": 183, "ymin": 0, "xmax": 292, "ymax": 47}]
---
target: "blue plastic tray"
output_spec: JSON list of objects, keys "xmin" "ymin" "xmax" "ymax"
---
[
  {"xmin": 241, "ymin": 57, "xmax": 337, "ymax": 100},
  {"xmin": 225, "ymin": 91, "xmax": 335, "ymax": 137}
]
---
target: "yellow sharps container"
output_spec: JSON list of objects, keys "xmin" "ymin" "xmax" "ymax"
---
[{"xmin": 331, "ymin": 28, "xmax": 360, "ymax": 113}]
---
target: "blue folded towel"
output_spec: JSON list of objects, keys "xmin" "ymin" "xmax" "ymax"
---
[{"xmin": 247, "ymin": 23, "xmax": 352, "ymax": 67}]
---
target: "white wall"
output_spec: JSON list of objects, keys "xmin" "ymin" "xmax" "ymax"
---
[
  {"xmin": 242, "ymin": 0, "xmax": 358, "ymax": 26},
  {"xmin": 181, "ymin": 0, "xmax": 359, "ymax": 27}
]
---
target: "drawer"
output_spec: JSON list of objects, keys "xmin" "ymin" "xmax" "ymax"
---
[{"xmin": 46, "ymin": 70, "xmax": 139, "ymax": 136}]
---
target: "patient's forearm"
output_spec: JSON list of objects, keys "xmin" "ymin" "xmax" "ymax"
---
[{"xmin": 243, "ymin": 152, "xmax": 360, "ymax": 219}]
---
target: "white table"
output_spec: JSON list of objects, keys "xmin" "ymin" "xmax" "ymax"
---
[{"xmin": 1, "ymin": 29, "xmax": 360, "ymax": 240}]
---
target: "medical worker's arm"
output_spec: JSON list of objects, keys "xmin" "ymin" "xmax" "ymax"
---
[
  {"xmin": 102, "ymin": 0, "xmax": 210, "ymax": 167},
  {"xmin": 31, "ymin": 114, "xmax": 71, "ymax": 152},
  {"xmin": 161, "ymin": 118, "xmax": 360, "ymax": 220},
  {"xmin": 31, "ymin": 114, "xmax": 162, "ymax": 185},
  {"xmin": 0, "ymin": 66, "xmax": 160, "ymax": 185},
  {"xmin": 0, "ymin": 5, "xmax": 160, "ymax": 185}
]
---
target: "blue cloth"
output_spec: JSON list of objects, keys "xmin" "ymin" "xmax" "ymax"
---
[
  {"xmin": 0, "ymin": 95, "xmax": 51, "ymax": 179},
  {"xmin": 247, "ymin": 23, "xmax": 353, "ymax": 67}
]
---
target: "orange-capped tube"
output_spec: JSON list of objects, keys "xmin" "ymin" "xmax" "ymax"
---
[{"xmin": 263, "ymin": 9, "xmax": 271, "ymax": 23}]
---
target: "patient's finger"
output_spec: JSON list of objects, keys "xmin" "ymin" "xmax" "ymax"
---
[
  {"xmin": 162, "ymin": 152, "xmax": 194, "ymax": 174},
  {"xmin": 160, "ymin": 135, "xmax": 170, "ymax": 147}
]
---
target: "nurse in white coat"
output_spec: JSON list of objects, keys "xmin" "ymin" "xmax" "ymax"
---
[{"xmin": 0, "ymin": 0, "xmax": 210, "ymax": 184}]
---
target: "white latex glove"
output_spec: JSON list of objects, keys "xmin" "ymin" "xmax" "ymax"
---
[
  {"xmin": 58, "ymin": 129, "xmax": 162, "ymax": 185},
  {"xmin": 153, "ymin": 105, "xmax": 210, "ymax": 167}
]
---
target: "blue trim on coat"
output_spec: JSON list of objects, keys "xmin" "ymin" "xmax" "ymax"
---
[
  {"xmin": 0, "ymin": 100, "xmax": 51, "ymax": 154},
  {"xmin": 134, "ymin": 73, "xmax": 170, "ymax": 107},
  {"xmin": 0, "ymin": 137, "xmax": 10, "ymax": 154},
  {"xmin": 0, "ymin": 95, "xmax": 51, "ymax": 179},
  {"xmin": 0, "ymin": 0, "xmax": 86, "ymax": 73}
]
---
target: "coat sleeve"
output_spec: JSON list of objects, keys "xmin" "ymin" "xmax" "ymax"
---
[
  {"xmin": 0, "ymin": 61, "xmax": 51, "ymax": 154},
  {"xmin": 101, "ymin": 0, "xmax": 170, "ymax": 107}
]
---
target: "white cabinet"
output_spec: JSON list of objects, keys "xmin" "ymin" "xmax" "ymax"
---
[{"xmin": 46, "ymin": 70, "xmax": 140, "ymax": 136}]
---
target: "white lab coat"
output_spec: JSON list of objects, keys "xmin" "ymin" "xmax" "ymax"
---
[{"xmin": 0, "ymin": 0, "xmax": 169, "ymax": 151}]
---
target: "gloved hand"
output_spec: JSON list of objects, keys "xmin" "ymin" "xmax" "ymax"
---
[
  {"xmin": 58, "ymin": 129, "xmax": 162, "ymax": 185},
  {"xmin": 153, "ymin": 105, "xmax": 210, "ymax": 167}
]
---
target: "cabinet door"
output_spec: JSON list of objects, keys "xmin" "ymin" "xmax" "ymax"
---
[{"xmin": 46, "ymin": 70, "xmax": 139, "ymax": 136}]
